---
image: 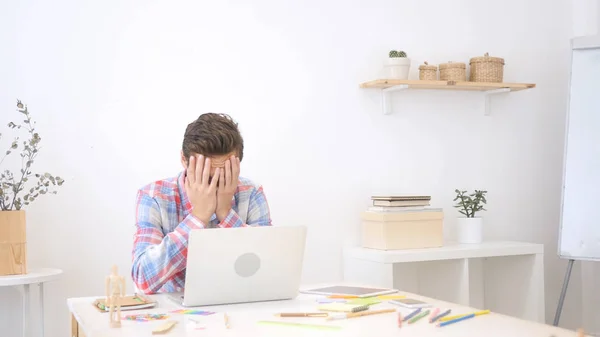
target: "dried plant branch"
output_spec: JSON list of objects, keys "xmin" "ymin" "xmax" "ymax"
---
[{"xmin": 0, "ymin": 100, "xmax": 64, "ymax": 211}]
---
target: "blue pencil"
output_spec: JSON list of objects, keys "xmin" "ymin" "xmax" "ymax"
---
[
  {"xmin": 437, "ymin": 313, "xmax": 475, "ymax": 327},
  {"xmin": 402, "ymin": 308, "xmax": 422, "ymax": 321},
  {"xmin": 430, "ymin": 309, "xmax": 451, "ymax": 323}
]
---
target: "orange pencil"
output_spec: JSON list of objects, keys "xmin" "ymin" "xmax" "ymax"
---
[
  {"xmin": 327, "ymin": 295, "xmax": 359, "ymax": 299},
  {"xmin": 275, "ymin": 312, "xmax": 329, "ymax": 317}
]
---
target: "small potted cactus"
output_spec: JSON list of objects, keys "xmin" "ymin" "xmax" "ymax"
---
[{"xmin": 386, "ymin": 50, "xmax": 411, "ymax": 80}]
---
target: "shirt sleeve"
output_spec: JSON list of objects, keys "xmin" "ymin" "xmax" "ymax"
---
[
  {"xmin": 131, "ymin": 189, "xmax": 206, "ymax": 294},
  {"xmin": 219, "ymin": 185, "xmax": 272, "ymax": 228}
]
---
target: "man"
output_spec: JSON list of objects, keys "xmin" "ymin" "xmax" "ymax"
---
[{"xmin": 131, "ymin": 113, "xmax": 272, "ymax": 294}]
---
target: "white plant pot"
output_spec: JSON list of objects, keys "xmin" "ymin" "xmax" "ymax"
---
[
  {"xmin": 386, "ymin": 57, "xmax": 411, "ymax": 79},
  {"xmin": 456, "ymin": 217, "xmax": 483, "ymax": 244}
]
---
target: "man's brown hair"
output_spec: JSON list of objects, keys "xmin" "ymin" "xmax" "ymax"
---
[{"xmin": 182, "ymin": 113, "xmax": 244, "ymax": 161}]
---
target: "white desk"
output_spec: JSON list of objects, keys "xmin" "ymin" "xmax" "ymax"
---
[
  {"xmin": 342, "ymin": 241, "xmax": 545, "ymax": 323},
  {"xmin": 0, "ymin": 268, "xmax": 63, "ymax": 337},
  {"xmin": 67, "ymin": 284, "xmax": 582, "ymax": 337}
]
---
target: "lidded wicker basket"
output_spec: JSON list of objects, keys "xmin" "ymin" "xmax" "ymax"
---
[
  {"xmin": 419, "ymin": 62, "xmax": 437, "ymax": 80},
  {"xmin": 469, "ymin": 52, "xmax": 504, "ymax": 82},
  {"xmin": 439, "ymin": 61, "xmax": 466, "ymax": 81}
]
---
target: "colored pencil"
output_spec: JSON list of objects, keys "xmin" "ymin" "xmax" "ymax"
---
[
  {"xmin": 438, "ymin": 309, "xmax": 489, "ymax": 322},
  {"xmin": 258, "ymin": 321, "xmax": 342, "ymax": 330},
  {"xmin": 430, "ymin": 309, "xmax": 451, "ymax": 323},
  {"xmin": 326, "ymin": 308, "xmax": 396, "ymax": 320},
  {"xmin": 402, "ymin": 308, "xmax": 422, "ymax": 321},
  {"xmin": 437, "ymin": 313, "xmax": 475, "ymax": 327},
  {"xmin": 397, "ymin": 312, "xmax": 403, "ymax": 328},
  {"xmin": 429, "ymin": 308, "xmax": 440, "ymax": 321},
  {"xmin": 275, "ymin": 312, "xmax": 329, "ymax": 317},
  {"xmin": 408, "ymin": 309, "xmax": 430, "ymax": 324},
  {"xmin": 327, "ymin": 295, "xmax": 359, "ymax": 299}
]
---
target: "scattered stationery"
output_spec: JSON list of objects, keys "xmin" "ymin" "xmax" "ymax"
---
[
  {"xmin": 170, "ymin": 309, "xmax": 215, "ymax": 315},
  {"xmin": 397, "ymin": 312, "xmax": 403, "ymax": 328},
  {"xmin": 93, "ymin": 294, "xmax": 156, "ymax": 312},
  {"xmin": 123, "ymin": 313, "xmax": 169, "ymax": 322},
  {"xmin": 326, "ymin": 308, "xmax": 396, "ymax": 320},
  {"xmin": 402, "ymin": 308, "xmax": 422, "ymax": 321},
  {"xmin": 438, "ymin": 313, "xmax": 475, "ymax": 327},
  {"xmin": 430, "ymin": 309, "xmax": 451, "ymax": 323},
  {"xmin": 258, "ymin": 320, "xmax": 342, "ymax": 330},
  {"xmin": 302, "ymin": 285, "xmax": 397, "ymax": 298},
  {"xmin": 317, "ymin": 303, "xmax": 370, "ymax": 313},
  {"xmin": 408, "ymin": 309, "xmax": 430, "ymax": 324},
  {"xmin": 275, "ymin": 312, "xmax": 329, "ymax": 317},
  {"xmin": 152, "ymin": 320, "xmax": 177, "ymax": 334},
  {"xmin": 438, "ymin": 309, "xmax": 490, "ymax": 322}
]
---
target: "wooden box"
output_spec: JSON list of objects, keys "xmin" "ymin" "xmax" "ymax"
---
[
  {"xmin": 360, "ymin": 209, "xmax": 443, "ymax": 250},
  {"xmin": 0, "ymin": 210, "xmax": 27, "ymax": 275}
]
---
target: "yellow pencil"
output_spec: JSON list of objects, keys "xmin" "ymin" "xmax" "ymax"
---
[{"xmin": 438, "ymin": 310, "xmax": 490, "ymax": 322}]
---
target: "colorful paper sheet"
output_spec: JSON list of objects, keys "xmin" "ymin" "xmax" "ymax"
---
[
  {"xmin": 123, "ymin": 313, "xmax": 169, "ymax": 322},
  {"xmin": 170, "ymin": 309, "xmax": 215, "ymax": 315}
]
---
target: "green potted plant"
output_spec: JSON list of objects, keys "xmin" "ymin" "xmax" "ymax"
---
[
  {"xmin": 386, "ymin": 50, "xmax": 411, "ymax": 80},
  {"xmin": 453, "ymin": 189, "xmax": 487, "ymax": 244},
  {"xmin": 0, "ymin": 100, "xmax": 64, "ymax": 275}
]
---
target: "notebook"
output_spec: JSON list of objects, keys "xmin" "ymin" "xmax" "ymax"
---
[{"xmin": 93, "ymin": 294, "xmax": 157, "ymax": 312}]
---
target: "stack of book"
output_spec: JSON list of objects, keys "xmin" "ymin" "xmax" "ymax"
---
[
  {"xmin": 361, "ymin": 195, "xmax": 444, "ymax": 250},
  {"xmin": 369, "ymin": 195, "xmax": 432, "ymax": 212}
]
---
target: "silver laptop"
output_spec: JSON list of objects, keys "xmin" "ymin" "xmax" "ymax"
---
[{"xmin": 169, "ymin": 225, "xmax": 307, "ymax": 307}]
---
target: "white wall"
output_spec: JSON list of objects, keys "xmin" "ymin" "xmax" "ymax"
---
[{"xmin": 0, "ymin": 0, "xmax": 577, "ymax": 335}]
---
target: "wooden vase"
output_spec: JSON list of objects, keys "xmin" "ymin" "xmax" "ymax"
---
[{"xmin": 0, "ymin": 210, "xmax": 27, "ymax": 275}]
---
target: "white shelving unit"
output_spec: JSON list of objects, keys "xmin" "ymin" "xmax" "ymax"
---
[
  {"xmin": 342, "ymin": 241, "xmax": 545, "ymax": 323},
  {"xmin": 360, "ymin": 79, "xmax": 536, "ymax": 115}
]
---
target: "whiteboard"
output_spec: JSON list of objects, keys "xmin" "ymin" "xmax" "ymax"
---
[{"xmin": 559, "ymin": 35, "xmax": 600, "ymax": 261}]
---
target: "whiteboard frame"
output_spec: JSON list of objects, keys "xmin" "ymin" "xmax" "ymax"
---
[{"xmin": 557, "ymin": 34, "xmax": 600, "ymax": 261}]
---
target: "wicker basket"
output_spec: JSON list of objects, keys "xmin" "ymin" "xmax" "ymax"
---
[
  {"xmin": 469, "ymin": 52, "xmax": 504, "ymax": 82},
  {"xmin": 419, "ymin": 62, "xmax": 437, "ymax": 80},
  {"xmin": 439, "ymin": 61, "xmax": 466, "ymax": 81}
]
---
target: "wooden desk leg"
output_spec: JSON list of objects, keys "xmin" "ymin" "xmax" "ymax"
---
[
  {"xmin": 71, "ymin": 314, "xmax": 87, "ymax": 337},
  {"xmin": 71, "ymin": 314, "xmax": 78, "ymax": 337}
]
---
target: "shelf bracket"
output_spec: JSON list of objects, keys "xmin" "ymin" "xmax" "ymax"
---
[
  {"xmin": 381, "ymin": 85, "xmax": 409, "ymax": 115},
  {"xmin": 483, "ymin": 88, "xmax": 511, "ymax": 116}
]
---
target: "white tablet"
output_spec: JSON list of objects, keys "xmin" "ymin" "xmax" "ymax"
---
[{"xmin": 300, "ymin": 285, "xmax": 398, "ymax": 298}]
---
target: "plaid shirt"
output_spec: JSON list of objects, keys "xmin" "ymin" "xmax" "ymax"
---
[{"xmin": 131, "ymin": 171, "xmax": 272, "ymax": 294}]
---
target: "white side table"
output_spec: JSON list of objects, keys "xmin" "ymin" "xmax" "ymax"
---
[
  {"xmin": 343, "ymin": 241, "xmax": 545, "ymax": 323},
  {"xmin": 0, "ymin": 268, "xmax": 63, "ymax": 337}
]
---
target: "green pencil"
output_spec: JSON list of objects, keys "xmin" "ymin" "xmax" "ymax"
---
[{"xmin": 408, "ymin": 309, "xmax": 430, "ymax": 324}]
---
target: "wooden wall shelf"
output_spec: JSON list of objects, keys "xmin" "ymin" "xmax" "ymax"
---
[{"xmin": 359, "ymin": 79, "xmax": 536, "ymax": 115}]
